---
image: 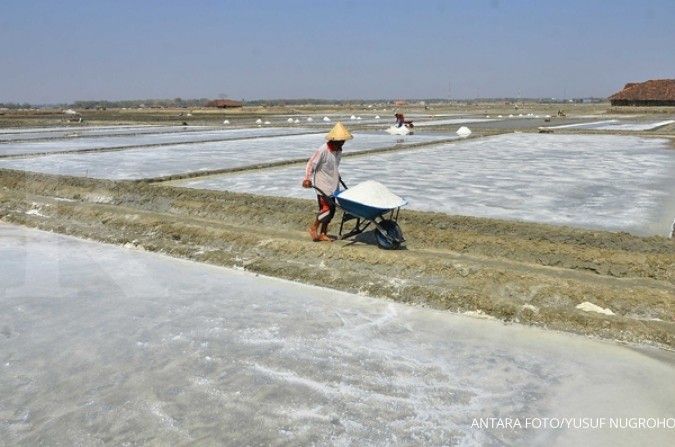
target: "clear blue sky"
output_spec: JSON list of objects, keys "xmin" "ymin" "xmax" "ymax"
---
[{"xmin": 1, "ymin": 0, "xmax": 673, "ymax": 103}]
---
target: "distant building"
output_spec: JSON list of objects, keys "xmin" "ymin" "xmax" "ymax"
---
[
  {"xmin": 205, "ymin": 99, "xmax": 244, "ymax": 108},
  {"xmin": 609, "ymin": 79, "xmax": 675, "ymax": 106}
]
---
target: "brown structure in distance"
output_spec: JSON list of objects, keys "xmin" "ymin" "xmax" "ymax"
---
[
  {"xmin": 609, "ymin": 79, "xmax": 675, "ymax": 106},
  {"xmin": 205, "ymin": 99, "xmax": 244, "ymax": 108}
]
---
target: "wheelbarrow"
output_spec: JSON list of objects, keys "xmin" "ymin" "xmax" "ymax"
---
[{"xmin": 314, "ymin": 180, "xmax": 407, "ymax": 250}]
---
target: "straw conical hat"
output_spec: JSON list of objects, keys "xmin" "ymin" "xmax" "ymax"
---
[{"xmin": 325, "ymin": 122, "xmax": 353, "ymax": 141}]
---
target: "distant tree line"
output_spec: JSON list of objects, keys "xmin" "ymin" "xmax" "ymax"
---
[
  {"xmin": 70, "ymin": 98, "xmax": 213, "ymax": 109},
  {"xmin": 243, "ymin": 97, "xmax": 608, "ymax": 106},
  {"xmin": 1, "ymin": 96, "xmax": 608, "ymax": 110},
  {"xmin": 1, "ymin": 98, "xmax": 213, "ymax": 109},
  {"xmin": 0, "ymin": 102, "xmax": 34, "ymax": 109}
]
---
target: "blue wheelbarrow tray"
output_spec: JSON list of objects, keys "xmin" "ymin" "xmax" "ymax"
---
[
  {"xmin": 333, "ymin": 192, "xmax": 407, "ymax": 249},
  {"xmin": 335, "ymin": 196, "xmax": 396, "ymax": 221}
]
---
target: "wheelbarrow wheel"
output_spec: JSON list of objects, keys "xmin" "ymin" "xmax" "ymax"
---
[{"xmin": 375, "ymin": 219, "xmax": 404, "ymax": 250}]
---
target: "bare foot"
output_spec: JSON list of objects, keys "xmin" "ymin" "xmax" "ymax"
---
[
  {"xmin": 317, "ymin": 233, "xmax": 333, "ymax": 242},
  {"xmin": 308, "ymin": 226, "xmax": 319, "ymax": 242}
]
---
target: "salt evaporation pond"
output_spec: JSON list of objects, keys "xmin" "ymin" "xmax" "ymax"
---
[
  {"xmin": 0, "ymin": 127, "xmax": 317, "ymax": 157},
  {"xmin": 0, "ymin": 133, "xmax": 450, "ymax": 180},
  {"xmin": 540, "ymin": 119, "xmax": 675, "ymax": 132},
  {"xmin": 177, "ymin": 134, "xmax": 675, "ymax": 236},
  {"xmin": 414, "ymin": 117, "xmax": 501, "ymax": 127},
  {"xmin": 1, "ymin": 224, "xmax": 672, "ymax": 445},
  {"xmin": 591, "ymin": 120, "xmax": 675, "ymax": 131},
  {"xmin": 0, "ymin": 125, "xmax": 227, "ymax": 142},
  {"xmin": 306, "ymin": 117, "xmax": 391, "ymax": 126},
  {"xmin": 0, "ymin": 124, "xmax": 163, "ymax": 135}
]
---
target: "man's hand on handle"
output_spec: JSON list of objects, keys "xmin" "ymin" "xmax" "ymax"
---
[{"xmin": 302, "ymin": 179, "xmax": 312, "ymax": 188}]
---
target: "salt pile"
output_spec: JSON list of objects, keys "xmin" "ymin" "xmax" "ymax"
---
[
  {"xmin": 222, "ymin": 120, "xmax": 230, "ymax": 125},
  {"xmin": 307, "ymin": 117, "xmax": 313, "ymax": 122},
  {"xmin": 323, "ymin": 116, "xmax": 331, "ymax": 122},
  {"xmin": 350, "ymin": 115, "xmax": 357, "ymax": 120},
  {"xmin": 375, "ymin": 115, "xmax": 380, "ymax": 119},
  {"xmin": 456, "ymin": 126, "xmax": 472, "ymax": 137},
  {"xmin": 255, "ymin": 118, "xmax": 262, "ymax": 124},
  {"xmin": 264, "ymin": 121, "xmax": 271, "ymax": 125},
  {"xmin": 287, "ymin": 118, "xmax": 294, "ymax": 123},
  {"xmin": 294, "ymin": 119, "xmax": 300, "ymax": 124},
  {"xmin": 337, "ymin": 180, "xmax": 407, "ymax": 209}
]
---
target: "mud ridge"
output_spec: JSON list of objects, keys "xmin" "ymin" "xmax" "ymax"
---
[{"xmin": 1, "ymin": 168, "xmax": 673, "ymax": 348}]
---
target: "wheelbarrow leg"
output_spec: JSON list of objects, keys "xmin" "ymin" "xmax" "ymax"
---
[{"xmin": 340, "ymin": 219, "xmax": 371, "ymax": 240}]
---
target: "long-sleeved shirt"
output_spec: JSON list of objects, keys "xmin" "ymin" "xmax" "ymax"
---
[{"xmin": 304, "ymin": 143, "xmax": 341, "ymax": 196}]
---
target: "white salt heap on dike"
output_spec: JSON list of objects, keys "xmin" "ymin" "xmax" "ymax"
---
[
  {"xmin": 456, "ymin": 126, "xmax": 472, "ymax": 137},
  {"xmin": 336, "ymin": 180, "xmax": 407, "ymax": 209}
]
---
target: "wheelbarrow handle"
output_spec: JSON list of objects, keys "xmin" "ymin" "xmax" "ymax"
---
[
  {"xmin": 313, "ymin": 181, "xmax": 346, "ymax": 198},
  {"xmin": 312, "ymin": 186, "xmax": 337, "ymax": 210},
  {"xmin": 313, "ymin": 178, "xmax": 346, "ymax": 202},
  {"xmin": 312, "ymin": 185, "xmax": 330, "ymax": 198}
]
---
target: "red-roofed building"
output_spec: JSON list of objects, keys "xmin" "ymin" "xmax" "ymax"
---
[{"xmin": 609, "ymin": 79, "xmax": 675, "ymax": 106}]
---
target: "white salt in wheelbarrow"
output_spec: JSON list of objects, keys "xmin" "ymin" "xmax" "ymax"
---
[{"xmin": 314, "ymin": 180, "xmax": 407, "ymax": 250}]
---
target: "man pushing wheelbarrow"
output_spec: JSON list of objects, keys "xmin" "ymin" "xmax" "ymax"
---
[
  {"xmin": 302, "ymin": 122, "xmax": 407, "ymax": 249},
  {"xmin": 302, "ymin": 122, "xmax": 352, "ymax": 242}
]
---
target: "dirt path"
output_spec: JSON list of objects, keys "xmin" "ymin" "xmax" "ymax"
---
[{"xmin": 1, "ymin": 169, "xmax": 673, "ymax": 347}]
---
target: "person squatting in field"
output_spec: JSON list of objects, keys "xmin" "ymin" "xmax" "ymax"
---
[{"xmin": 302, "ymin": 122, "xmax": 352, "ymax": 242}]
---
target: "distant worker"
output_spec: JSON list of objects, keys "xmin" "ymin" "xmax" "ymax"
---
[
  {"xmin": 394, "ymin": 112, "xmax": 405, "ymax": 128},
  {"xmin": 302, "ymin": 122, "xmax": 352, "ymax": 242}
]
